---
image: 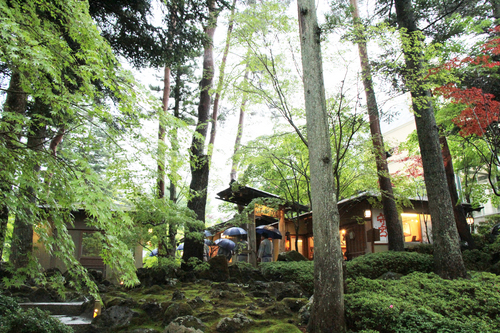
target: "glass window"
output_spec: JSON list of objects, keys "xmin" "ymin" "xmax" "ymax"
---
[{"xmin": 401, "ymin": 213, "xmax": 422, "ymax": 242}]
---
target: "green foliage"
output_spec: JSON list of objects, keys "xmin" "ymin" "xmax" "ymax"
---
[
  {"xmin": 345, "ymin": 251, "xmax": 434, "ymax": 279},
  {"xmin": 345, "ymin": 272, "xmax": 500, "ymax": 332},
  {"xmin": 0, "ymin": 295, "xmax": 73, "ymax": 333},
  {"xmin": 405, "ymin": 243, "xmax": 434, "ymax": 255},
  {"xmin": 259, "ymin": 261, "xmax": 314, "ymax": 294},
  {"xmin": 462, "ymin": 249, "xmax": 493, "ymax": 272}
]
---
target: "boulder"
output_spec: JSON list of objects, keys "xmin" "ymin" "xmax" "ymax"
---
[
  {"xmin": 171, "ymin": 315, "xmax": 206, "ymax": 332},
  {"xmin": 137, "ymin": 267, "xmax": 176, "ymax": 287},
  {"xmin": 187, "ymin": 296, "xmax": 205, "ymax": 309},
  {"xmin": 197, "ymin": 256, "xmax": 229, "ymax": 282},
  {"xmin": 298, "ymin": 295, "xmax": 313, "ymax": 325},
  {"xmin": 163, "ymin": 322, "xmax": 203, "ymax": 333},
  {"xmin": 141, "ymin": 301, "xmax": 165, "ymax": 320},
  {"xmin": 216, "ymin": 313, "xmax": 254, "ymax": 332},
  {"xmin": 282, "ymin": 298, "xmax": 309, "ymax": 312},
  {"xmin": 265, "ymin": 302, "xmax": 292, "ymax": 318},
  {"xmin": 91, "ymin": 305, "xmax": 139, "ymax": 331},
  {"xmin": 163, "ymin": 302, "xmax": 193, "ymax": 325},
  {"xmin": 268, "ymin": 281, "xmax": 308, "ymax": 301},
  {"xmin": 277, "ymin": 250, "xmax": 308, "ymax": 262},
  {"xmin": 172, "ymin": 290, "xmax": 185, "ymax": 301}
]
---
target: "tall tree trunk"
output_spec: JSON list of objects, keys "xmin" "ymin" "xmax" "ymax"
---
[
  {"xmin": 11, "ymin": 100, "xmax": 47, "ymax": 268},
  {"xmin": 394, "ymin": 0, "xmax": 467, "ymax": 279},
  {"xmin": 182, "ymin": 2, "xmax": 218, "ymax": 267},
  {"xmin": 230, "ymin": 67, "xmax": 249, "ymax": 181},
  {"xmin": 158, "ymin": 66, "xmax": 171, "ymax": 200},
  {"xmin": 440, "ymin": 135, "xmax": 475, "ymax": 248},
  {"xmin": 167, "ymin": 68, "xmax": 182, "ymax": 258},
  {"xmin": 208, "ymin": 0, "xmax": 236, "ymax": 163},
  {"xmin": 0, "ymin": 71, "xmax": 28, "ymax": 260},
  {"xmin": 350, "ymin": 0, "xmax": 404, "ymax": 251},
  {"xmin": 297, "ymin": 0, "xmax": 345, "ymax": 331},
  {"xmin": 156, "ymin": 66, "xmax": 171, "ymax": 258}
]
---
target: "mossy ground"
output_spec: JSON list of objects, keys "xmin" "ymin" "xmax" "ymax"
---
[{"xmin": 106, "ymin": 281, "xmax": 307, "ymax": 333}]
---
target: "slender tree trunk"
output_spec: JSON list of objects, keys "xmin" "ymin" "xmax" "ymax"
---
[
  {"xmin": 297, "ymin": 0, "xmax": 345, "ymax": 331},
  {"xmin": 183, "ymin": 2, "xmax": 218, "ymax": 267},
  {"xmin": 0, "ymin": 71, "xmax": 28, "ymax": 260},
  {"xmin": 439, "ymin": 135, "xmax": 475, "ymax": 248},
  {"xmin": 394, "ymin": 0, "xmax": 467, "ymax": 279},
  {"xmin": 350, "ymin": 0, "xmax": 404, "ymax": 251},
  {"xmin": 208, "ymin": 0, "xmax": 236, "ymax": 163},
  {"xmin": 158, "ymin": 66, "xmax": 171, "ymax": 200},
  {"xmin": 11, "ymin": 100, "xmax": 47, "ymax": 268},
  {"xmin": 167, "ymin": 68, "xmax": 182, "ymax": 258},
  {"xmin": 230, "ymin": 67, "xmax": 249, "ymax": 181}
]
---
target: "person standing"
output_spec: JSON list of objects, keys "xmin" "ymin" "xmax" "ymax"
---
[{"xmin": 257, "ymin": 233, "xmax": 273, "ymax": 262}]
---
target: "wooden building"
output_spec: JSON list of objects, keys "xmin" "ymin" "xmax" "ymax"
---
[{"xmin": 34, "ymin": 209, "xmax": 143, "ymax": 280}]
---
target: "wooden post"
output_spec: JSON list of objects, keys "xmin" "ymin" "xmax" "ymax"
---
[
  {"xmin": 248, "ymin": 211, "xmax": 257, "ymax": 267},
  {"xmin": 279, "ymin": 209, "xmax": 286, "ymax": 253}
]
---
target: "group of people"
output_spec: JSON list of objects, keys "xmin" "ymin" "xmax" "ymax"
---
[{"xmin": 212, "ymin": 232, "xmax": 274, "ymax": 263}]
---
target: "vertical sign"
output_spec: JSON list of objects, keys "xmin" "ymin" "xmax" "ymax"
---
[{"xmin": 372, "ymin": 209, "xmax": 388, "ymax": 244}]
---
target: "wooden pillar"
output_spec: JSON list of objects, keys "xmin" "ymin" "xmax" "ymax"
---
[
  {"xmin": 278, "ymin": 209, "xmax": 286, "ymax": 253},
  {"xmin": 248, "ymin": 211, "xmax": 257, "ymax": 267}
]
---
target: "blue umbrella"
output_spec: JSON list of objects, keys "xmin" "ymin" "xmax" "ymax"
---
[
  {"xmin": 223, "ymin": 227, "xmax": 247, "ymax": 236},
  {"xmin": 214, "ymin": 238, "xmax": 236, "ymax": 251},
  {"xmin": 256, "ymin": 225, "xmax": 282, "ymax": 239},
  {"xmin": 149, "ymin": 249, "xmax": 158, "ymax": 257},
  {"xmin": 204, "ymin": 230, "xmax": 214, "ymax": 237}
]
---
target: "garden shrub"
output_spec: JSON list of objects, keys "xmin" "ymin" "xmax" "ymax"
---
[
  {"xmin": 0, "ymin": 295, "xmax": 73, "ymax": 333},
  {"xmin": 260, "ymin": 261, "xmax": 314, "ymax": 294},
  {"xmin": 345, "ymin": 271, "xmax": 500, "ymax": 332},
  {"xmin": 345, "ymin": 251, "xmax": 433, "ymax": 279},
  {"xmin": 462, "ymin": 249, "xmax": 493, "ymax": 271},
  {"xmin": 405, "ymin": 243, "xmax": 434, "ymax": 254}
]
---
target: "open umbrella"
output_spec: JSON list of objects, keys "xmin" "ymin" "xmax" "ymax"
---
[
  {"xmin": 223, "ymin": 227, "xmax": 247, "ymax": 236},
  {"xmin": 177, "ymin": 239, "xmax": 213, "ymax": 251},
  {"xmin": 256, "ymin": 225, "xmax": 282, "ymax": 239},
  {"xmin": 204, "ymin": 230, "xmax": 214, "ymax": 237},
  {"xmin": 214, "ymin": 238, "xmax": 236, "ymax": 251},
  {"xmin": 149, "ymin": 249, "xmax": 158, "ymax": 257}
]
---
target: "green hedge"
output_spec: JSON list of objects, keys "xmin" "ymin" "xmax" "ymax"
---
[
  {"xmin": 345, "ymin": 251, "xmax": 434, "ymax": 279},
  {"xmin": 345, "ymin": 272, "xmax": 500, "ymax": 332},
  {"xmin": 260, "ymin": 261, "xmax": 314, "ymax": 294}
]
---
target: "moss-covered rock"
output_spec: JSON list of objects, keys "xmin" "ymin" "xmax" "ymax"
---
[
  {"xmin": 277, "ymin": 250, "xmax": 308, "ymax": 262},
  {"xmin": 163, "ymin": 302, "xmax": 193, "ymax": 325}
]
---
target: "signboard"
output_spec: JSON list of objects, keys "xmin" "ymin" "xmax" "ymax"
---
[
  {"xmin": 372, "ymin": 210, "xmax": 388, "ymax": 244},
  {"xmin": 254, "ymin": 204, "xmax": 279, "ymax": 218}
]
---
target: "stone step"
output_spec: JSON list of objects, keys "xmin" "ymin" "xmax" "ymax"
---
[
  {"xmin": 19, "ymin": 301, "xmax": 87, "ymax": 316},
  {"xmin": 51, "ymin": 315, "xmax": 92, "ymax": 333}
]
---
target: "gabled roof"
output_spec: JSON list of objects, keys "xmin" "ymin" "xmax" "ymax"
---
[{"xmin": 216, "ymin": 182, "xmax": 309, "ymax": 212}]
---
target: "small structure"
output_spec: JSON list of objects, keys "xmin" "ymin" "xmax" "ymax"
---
[
  {"xmin": 34, "ymin": 209, "xmax": 143, "ymax": 280},
  {"xmin": 216, "ymin": 184, "xmax": 309, "ymax": 266}
]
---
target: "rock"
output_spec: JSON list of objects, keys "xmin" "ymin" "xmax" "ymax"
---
[
  {"xmin": 91, "ymin": 305, "xmax": 139, "ymax": 331},
  {"xmin": 227, "ymin": 265, "xmax": 263, "ymax": 283},
  {"xmin": 277, "ymin": 250, "xmax": 308, "ymax": 262},
  {"xmin": 141, "ymin": 301, "xmax": 164, "ymax": 320},
  {"xmin": 128, "ymin": 329, "xmax": 161, "ymax": 333},
  {"xmin": 197, "ymin": 256, "xmax": 229, "ymax": 282},
  {"xmin": 172, "ymin": 290, "xmax": 185, "ymax": 301},
  {"xmin": 171, "ymin": 315, "xmax": 206, "ymax": 332},
  {"xmin": 377, "ymin": 272, "xmax": 404, "ymax": 280},
  {"xmin": 187, "ymin": 296, "xmax": 205, "ymax": 309},
  {"xmin": 144, "ymin": 285, "xmax": 165, "ymax": 295},
  {"xmin": 197, "ymin": 310, "xmax": 221, "ymax": 321},
  {"xmin": 268, "ymin": 281, "xmax": 307, "ymax": 301},
  {"xmin": 298, "ymin": 295, "xmax": 313, "ymax": 324},
  {"xmin": 282, "ymin": 298, "xmax": 308, "ymax": 312},
  {"xmin": 88, "ymin": 269, "xmax": 104, "ymax": 284},
  {"xmin": 137, "ymin": 267, "xmax": 176, "ymax": 287},
  {"xmin": 211, "ymin": 290, "xmax": 245, "ymax": 300},
  {"xmin": 216, "ymin": 313, "xmax": 254, "ymax": 332},
  {"xmin": 29, "ymin": 287, "xmax": 59, "ymax": 302},
  {"xmin": 265, "ymin": 302, "xmax": 292, "ymax": 318},
  {"xmin": 163, "ymin": 302, "xmax": 193, "ymax": 324},
  {"xmin": 163, "ymin": 322, "xmax": 203, "ymax": 333},
  {"xmin": 105, "ymin": 296, "xmax": 138, "ymax": 308}
]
